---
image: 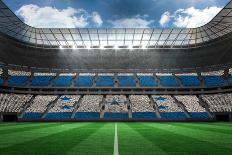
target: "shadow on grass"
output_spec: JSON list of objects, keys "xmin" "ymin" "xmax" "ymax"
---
[{"xmin": 0, "ymin": 123, "xmax": 104, "ymax": 155}]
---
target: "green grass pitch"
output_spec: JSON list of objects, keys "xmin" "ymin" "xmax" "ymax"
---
[{"xmin": 0, "ymin": 122, "xmax": 232, "ymax": 155}]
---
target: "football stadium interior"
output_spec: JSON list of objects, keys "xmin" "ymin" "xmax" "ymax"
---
[{"xmin": 0, "ymin": 0, "xmax": 232, "ymax": 154}]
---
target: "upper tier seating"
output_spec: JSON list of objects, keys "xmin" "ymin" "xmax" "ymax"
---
[
  {"xmin": 96, "ymin": 76, "xmax": 114, "ymax": 87},
  {"xmin": 228, "ymin": 75, "xmax": 232, "ymax": 85},
  {"xmin": 152, "ymin": 95, "xmax": 186, "ymax": 118},
  {"xmin": 130, "ymin": 95, "xmax": 156, "ymax": 119},
  {"xmin": 177, "ymin": 76, "xmax": 201, "ymax": 86},
  {"xmin": 118, "ymin": 76, "xmax": 136, "ymax": 87},
  {"xmin": 0, "ymin": 77, "xmax": 3, "ymax": 85},
  {"xmin": 52, "ymin": 76, "xmax": 74, "ymax": 87},
  {"xmin": 31, "ymin": 76, "xmax": 53, "ymax": 86},
  {"xmin": 203, "ymin": 76, "xmax": 224, "ymax": 87},
  {"xmin": 46, "ymin": 95, "xmax": 80, "ymax": 119},
  {"xmin": 75, "ymin": 76, "xmax": 94, "ymax": 87},
  {"xmin": 8, "ymin": 76, "xmax": 29, "ymax": 86},
  {"xmin": 158, "ymin": 75, "xmax": 180, "ymax": 87},
  {"xmin": 201, "ymin": 94, "xmax": 232, "ymax": 112},
  {"xmin": 0, "ymin": 94, "xmax": 32, "ymax": 112},
  {"xmin": 75, "ymin": 95, "xmax": 102, "ymax": 119},
  {"xmin": 175, "ymin": 95, "xmax": 209, "ymax": 119},
  {"xmin": 138, "ymin": 76, "xmax": 158, "ymax": 87}
]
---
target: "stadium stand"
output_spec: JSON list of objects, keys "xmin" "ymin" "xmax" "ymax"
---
[
  {"xmin": 52, "ymin": 74, "xmax": 75, "ymax": 87},
  {"xmin": 0, "ymin": 94, "xmax": 32, "ymax": 112},
  {"xmin": 104, "ymin": 95, "xmax": 128, "ymax": 119},
  {"xmin": 152, "ymin": 95, "xmax": 186, "ymax": 118},
  {"xmin": 137, "ymin": 74, "xmax": 158, "ymax": 87},
  {"xmin": 118, "ymin": 74, "xmax": 136, "ymax": 87},
  {"xmin": 31, "ymin": 73, "xmax": 55, "ymax": 86},
  {"xmin": 201, "ymin": 94, "xmax": 232, "ymax": 112},
  {"xmin": 75, "ymin": 95, "xmax": 102, "ymax": 119},
  {"xmin": 75, "ymin": 74, "xmax": 94, "ymax": 87},
  {"xmin": 130, "ymin": 95, "xmax": 156, "ymax": 119},
  {"xmin": 23, "ymin": 95, "xmax": 57, "ymax": 119},
  {"xmin": 175, "ymin": 95, "xmax": 209, "ymax": 119},
  {"xmin": 157, "ymin": 74, "xmax": 180, "ymax": 87},
  {"xmin": 202, "ymin": 71, "xmax": 224, "ymax": 87},
  {"xmin": 176, "ymin": 73, "xmax": 201, "ymax": 87},
  {"xmin": 46, "ymin": 95, "xmax": 80, "ymax": 119},
  {"xmin": 96, "ymin": 74, "xmax": 114, "ymax": 87}
]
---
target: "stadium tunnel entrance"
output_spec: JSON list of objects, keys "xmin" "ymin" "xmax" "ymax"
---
[
  {"xmin": 2, "ymin": 113, "xmax": 18, "ymax": 122},
  {"xmin": 215, "ymin": 113, "xmax": 231, "ymax": 122}
]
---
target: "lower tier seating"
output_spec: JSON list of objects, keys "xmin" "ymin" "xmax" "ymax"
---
[
  {"xmin": 178, "ymin": 76, "xmax": 201, "ymax": 86},
  {"xmin": 23, "ymin": 112, "xmax": 43, "ymax": 119},
  {"xmin": 96, "ymin": 76, "xmax": 114, "ymax": 87},
  {"xmin": 132, "ymin": 112, "xmax": 156, "ymax": 119},
  {"xmin": 0, "ymin": 77, "xmax": 3, "ymax": 85},
  {"xmin": 104, "ymin": 112, "xmax": 128, "ymax": 119},
  {"xmin": 52, "ymin": 76, "xmax": 73, "ymax": 87},
  {"xmin": 46, "ymin": 112, "xmax": 72, "ymax": 119},
  {"xmin": 138, "ymin": 76, "xmax": 157, "ymax": 87},
  {"xmin": 74, "ymin": 112, "xmax": 100, "ymax": 119},
  {"xmin": 31, "ymin": 76, "xmax": 53, "ymax": 86},
  {"xmin": 118, "ymin": 76, "xmax": 136, "ymax": 87},
  {"xmin": 75, "ymin": 76, "xmax": 94, "ymax": 87},
  {"xmin": 160, "ymin": 112, "xmax": 186, "ymax": 118},
  {"xmin": 159, "ymin": 76, "xmax": 180, "ymax": 87}
]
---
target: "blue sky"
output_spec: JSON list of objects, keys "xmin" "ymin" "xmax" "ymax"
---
[{"xmin": 2, "ymin": 0, "xmax": 230, "ymax": 28}]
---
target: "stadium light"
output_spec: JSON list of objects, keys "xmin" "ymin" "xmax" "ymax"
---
[
  {"xmin": 128, "ymin": 45, "xmax": 133, "ymax": 49},
  {"xmin": 59, "ymin": 45, "xmax": 63, "ymax": 49},
  {"xmin": 100, "ymin": 45, "xmax": 105, "ymax": 49},
  {"xmin": 86, "ymin": 45, "xmax": 91, "ymax": 49},
  {"xmin": 141, "ymin": 45, "xmax": 147, "ymax": 49},
  {"xmin": 72, "ymin": 45, "xmax": 77, "ymax": 49},
  {"xmin": 114, "ymin": 45, "xmax": 119, "ymax": 50}
]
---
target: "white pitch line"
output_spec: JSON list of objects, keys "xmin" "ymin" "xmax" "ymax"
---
[{"xmin": 114, "ymin": 123, "xmax": 119, "ymax": 155}]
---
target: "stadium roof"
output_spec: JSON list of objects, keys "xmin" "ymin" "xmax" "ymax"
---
[{"xmin": 0, "ymin": 0, "xmax": 232, "ymax": 49}]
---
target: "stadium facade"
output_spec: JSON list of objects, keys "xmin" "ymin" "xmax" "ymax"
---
[{"xmin": 0, "ymin": 0, "xmax": 232, "ymax": 122}]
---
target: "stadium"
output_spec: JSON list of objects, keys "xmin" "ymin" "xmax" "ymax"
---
[{"xmin": 0, "ymin": 0, "xmax": 232, "ymax": 154}]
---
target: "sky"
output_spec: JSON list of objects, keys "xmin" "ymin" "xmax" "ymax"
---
[{"xmin": 2, "ymin": 0, "xmax": 230, "ymax": 28}]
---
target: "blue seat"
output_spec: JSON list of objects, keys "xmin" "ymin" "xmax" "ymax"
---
[
  {"xmin": 159, "ymin": 76, "xmax": 180, "ymax": 87},
  {"xmin": 118, "ymin": 76, "xmax": 136, "ymax": 87},
  {"xmin": 0, "ymin": 77, "xmax": 3, "ymax": 85},
  {"xmin": 53, "ymin": 76, "xmax": 73, "ymax": 87},
  {"xmin": 46, "ymin": 112, "xmax": 71, "ymax": 119},
  {"xmin": 75, "ymin": 76, "xmax": 94, "ymax": 87},
  {"xmin": 132, "ymin": 112, "xmax": 156, "ymax": 119},
  {"xmin": 160, "ymin": 112, "xmax": 186, "ymax": 119},
  {"xmin": 178, "ymin": 76, "xmax": 201, "ymax": 86},
  {"xmin": 74, "ymin": 112, "xmax": 100, "ymax": 119},
  {"xmin": 31, "ymin": 76, "xmax": 53, "ymax": 86},
  {"xmin": 138, "ymin": 76, "xmax": 157, "ymax": 87},
  {"xmin": 190, "ymin": 112, "xmax": 209, "ymax": 119},
  {"xmin": 104, "ymin": 112, "xmax": 128, "ymax": 119},
  {"xmin": 23, "ymin": 112, "xmax": 43, "ymax": 119},
  {"xmin": 228, "ymin": 75, "xmax": 232, "ymax": 85},
  {"xmin": 203, "ymin": 76, "xmax": 224, "ymax": 87},
  {"xmin": 8, "ymin": 76, "xmax": 29, "ymax": 86},
  {"xmin": 96, "ymin": 76, "xmax": 114, "ymax": 87}
]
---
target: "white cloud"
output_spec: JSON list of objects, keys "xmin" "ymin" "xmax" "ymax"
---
[
  {"xmin": 159, "ymin": 6, "xmax": 222, "ymax": 28},
  {"xmin": 16, "ymin": 4, "xmax": 103, "ymax": 28},
  {"xmin": 159, "ymin": 11, "xmax": 170, "ymax": 27},
  {"xmin": 91, "ymin": 12, "xmax": 103, "ymax": 27},
  {"xmin": 108, "ymin": 16, "xmax": 154, "ymax": 28}
]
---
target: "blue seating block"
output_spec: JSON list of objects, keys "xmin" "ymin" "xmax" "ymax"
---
[
  {"xmin": 132, "ymin": 112, "xmax": 156, "ymax": 119},
  {"xmin": 159, "ymin": 76, "xmax": 180, "ymax": 87},
  {"xmin": 31, "ymin": 76, "xmax": 53, "ymax": 86},
  {"xmin": 118, "ymin": 76, "xmax": 136, "ymax": 87},
  {"xmin": 228, "ymin": 76, "xmax": 232, "ymax": 85},
  {"xmin": 160, "ymin": 112, "xmax": 186, "ymax": 119},
  {"xmin": 53, "ymin": 76, "xmax": 73, "ymax": 87},
  {"xmin": 138, "ymin": 76, "xmax": 157, "ymax": 87},
  {"xmin": 23, "ymin": 112, "xmax": 43, "ymax": 119},
  {"xmin": 178, "ymin": 76, "xmax": 201, "ymax": 86},
  {"xmin": 74, "ymin": 112, "xmax": 100, "ymax": 119},
  {"xmin": 0, "ymin": 77, "xmax": 3, "ymax": 85},
  {"xmin": 190, "ymin": 112, "xmax": 209, "ymax": 119},
  {"xmin": 8, "ymin": 76, "xmax": 29, "ymax": 86},
  {"xmin": 203, "ymin": 76, "xmax": 224, "ymax": 87},
  {"xmin": 46, "ymin": 112, "xmax": 71, "ymax": 119},
  {"xmin": 96, "ymin": 76, "xmax": 114, "ymax": 87},
  {"xmin": 104, "ymin": 112, "xmax": 128, "ymax": 119},
  {"xmin": 75, "ymin": 76, "xmax": 94, "ymax": 87}
]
